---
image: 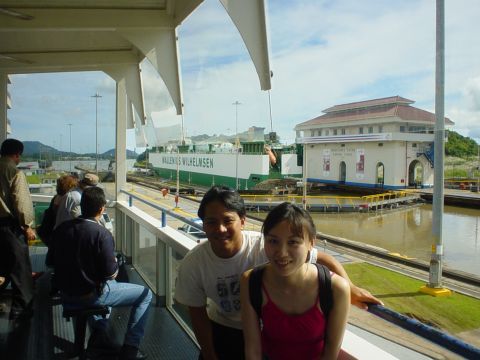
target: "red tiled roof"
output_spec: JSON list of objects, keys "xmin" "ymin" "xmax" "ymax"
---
[
  {"xmin": 323, "ymin": 96, "xmax": 414, "ymax": 113},
  {"xmin": 297, "ymin": 96, "xmax": 454, "ymax": 127}
]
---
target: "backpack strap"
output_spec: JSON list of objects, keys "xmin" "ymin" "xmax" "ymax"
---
[
  {"xmin": 248, "ymin": 265, "xmax": 266, "ymax": 319},
  {"xmin": 315, "ymin": 263, "xmax": 333, "ymax": 319},
  {"xmin": 249, "ymin": 263, "xmax": 333, "ymax": 320}
]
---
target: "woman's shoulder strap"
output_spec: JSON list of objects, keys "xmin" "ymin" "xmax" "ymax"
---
[
  {"xmin": 248, "ymin": 265, "xmax": 266, "ymax": 319},
  {"xmin": 315, "ymin": 263, "xmax": 333, "ymax": 319}
]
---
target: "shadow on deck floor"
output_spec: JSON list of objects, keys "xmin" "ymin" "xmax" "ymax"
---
[{"xmin": 0, "ymin": 247, "xmax": 199, "ymax": 359}]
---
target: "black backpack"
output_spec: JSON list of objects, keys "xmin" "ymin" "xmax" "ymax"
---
[
  {"xmin": 37, "ymin": 197, "xmax": 57, "ymax": 246},
  {"xmin": 248, "ymin": 263, "xmax": 333, "ymax": 321}
]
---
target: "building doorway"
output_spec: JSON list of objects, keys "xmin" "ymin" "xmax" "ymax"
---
[
  {"xmin": 339, "ymin": 161, "xmax": 346, "ymax": 184},
  {"xmin": 376, "ymin": 162, "xmax": 384, "ymax": 188},
  {"xmin": 408, "ymin": 160, "xmax": 423, "ymax": 188}
]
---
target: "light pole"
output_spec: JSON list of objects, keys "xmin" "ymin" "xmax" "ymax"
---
[
  {"xmin": 477, "ymin": 143, "xmax": 479, "ymax": 192},
  {"xmin": 233, "ymin": 101, "xmax": 242, "ymax": 190},
  {"xmin": 422, "ymin": 0, "xmax": 450, "ymax": 296},
  {"xmin": 91, "ymin": 92, "xmax": 102, "ymax": 175},
  {"xmin": 67, "ymin": 123, "xmax": 72, "ymax": 173}
]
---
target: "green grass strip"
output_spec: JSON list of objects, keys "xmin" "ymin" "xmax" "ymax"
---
[{"xmin": 344, "ymin": 262, "xmax": 480, "ymax": 334}]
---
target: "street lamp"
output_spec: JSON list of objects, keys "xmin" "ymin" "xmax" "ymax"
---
[
  {"xmin": 91, "ymin": 92, "xmax": 102, "ymax": 175},
  {"xmin": 477, "ymin": 143, "xmax": 480, "ymax": 192},
  {"xmin": 233, "ymin": 101, "xmax": 242, "ymax": 190},
  {"xmin": 67, "ymin": 123, "xmax": 72, "ymax": 172}
]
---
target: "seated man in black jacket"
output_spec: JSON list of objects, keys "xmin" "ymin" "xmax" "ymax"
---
[{"xmin": 50, "ymin": 187, "xmax": 152, "ymax": 360}]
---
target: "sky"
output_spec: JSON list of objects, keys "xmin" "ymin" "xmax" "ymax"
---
[{"xmin": 7, "ymin": 0, "xmax": 480, "ymax": 154}]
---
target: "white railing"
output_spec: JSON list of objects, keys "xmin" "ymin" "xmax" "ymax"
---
[{"xmin": 34, "ymin": 191, "xmax": 478, "ymax": 359}]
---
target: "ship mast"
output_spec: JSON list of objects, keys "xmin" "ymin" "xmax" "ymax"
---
[{"xmin": 233, "ymin": 100, "xmax": 242, "ymax": 190}]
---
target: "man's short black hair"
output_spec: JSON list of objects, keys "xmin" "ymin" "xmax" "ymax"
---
[
  {"xmin": 197, "ymin": 186, "xmax": 246, "ymax": 220},
  {"xmin": 1, "ymin": 138, "xmax": 24, "ymax": 156},
  {"xmin": 81, "ymin": 186, "xmax": 106, "ymax": 218}
]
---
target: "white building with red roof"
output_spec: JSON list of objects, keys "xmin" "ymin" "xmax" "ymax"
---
[{"xmin": 295, "ymin": 96, "xmax": 454, "ymax": 189}]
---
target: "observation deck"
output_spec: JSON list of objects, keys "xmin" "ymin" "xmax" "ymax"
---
[{"xmin": 1, "ymin": 191, "xmax": 477, "ymax": 359}]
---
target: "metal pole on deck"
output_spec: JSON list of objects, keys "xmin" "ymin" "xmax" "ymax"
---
[
  {"xmin": 175, "ymin": 147, "xmax": 180, "ymax": 208},
  {"xmin": 268, "ymin": 91, "xmax": 273, "ymax": 133},
  {"xmin": 91, "ymin": 93, "xmax": 102, "ymax": 175},
  {"xmin": 477, "ymin": 143, "xmax": 479, "ymax": 192},
  {"xmin": 175, "ymin": 115, "xmax": 184, "ymax": 209},
  {"xmin": 302, "ymin": 143, "xmax": 307, "ymax": 210},
  {"xmin": 67, "ymin": 123, "xmax": 72, "ymax": 173},
  {"xmin": 423, "ymin": 0, "xmax": 450, "ymax": 295},
  {"xmin": 233, "ymin": 101, "xmax": 242, "ymax": 190}
]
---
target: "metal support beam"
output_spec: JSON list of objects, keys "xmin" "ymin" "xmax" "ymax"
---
[
  {"xmin": 119, "ymin": 28, "xmax": 184, "ymax": 115},
  {"xmin": 105, "ymin": 64, "xmax": 146, "ymax": 126},
  {"xmin": 1, "ymin": 50, "xmax": 139, "ymax": 74},
  {"xmin": 0, "ymin": 9, "xmax": 174, "ymax": 30},
  {"xmin": 220, "ymin": 0, "xmax": 272, "ymax": 90},
  {"xmin": 0, "ymin": 73, "xmax": 7, "ymax": 142},
  {"xmin": 115, "ymin": 80, "xmax": 128, "ymax": 201}
]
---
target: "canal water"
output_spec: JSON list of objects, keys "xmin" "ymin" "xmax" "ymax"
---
[{"xmin": 254, "ymin": 204, "xmax": 480, "ymax": 277}]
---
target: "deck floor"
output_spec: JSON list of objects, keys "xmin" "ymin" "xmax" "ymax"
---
[{"xmin": 0, "ymin": 247, "xmax": 199, "ymax": 359}]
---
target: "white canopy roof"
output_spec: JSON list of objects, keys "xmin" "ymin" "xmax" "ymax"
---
[{"xmin": 0, "ymin": 0, "xmax": 271, "ymax": 128}]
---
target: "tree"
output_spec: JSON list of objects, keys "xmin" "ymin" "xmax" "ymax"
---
[
  {"xmin": 445, "ymin": 130, "xmax": 478, "ymax": 158},
  {"xmin": 136, "ymin": 149, "xmax": 149, "ymax": 162}
]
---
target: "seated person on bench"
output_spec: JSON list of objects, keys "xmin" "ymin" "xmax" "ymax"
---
[{"xmin": 50, "ymin": 187, "xmax": 152, "ymax": 360}]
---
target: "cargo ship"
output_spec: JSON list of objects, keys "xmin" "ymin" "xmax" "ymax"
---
[{"xmin": 149, "ymin": 128, "xmax": 302, "ymax": 190}]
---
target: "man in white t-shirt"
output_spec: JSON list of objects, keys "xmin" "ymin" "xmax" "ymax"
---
[{"xmin": 175, "ymin": 186, "xmax": 381, "ymax": 360}]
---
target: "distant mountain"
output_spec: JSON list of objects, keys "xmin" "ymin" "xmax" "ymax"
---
[
  {"xmin": 102, "ymin": 148, "xmax": 138, "ymax": 158},
  {"xmin": 22, "ymin": 141, "xmax": 138, "ymax": 159},
  {"xmin": 23, "ymin": 141, "xmax": 66, "ymax": 157}
]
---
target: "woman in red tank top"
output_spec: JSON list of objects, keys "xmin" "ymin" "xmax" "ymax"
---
[{"xmin": 240, "ymin": 202, "xmax": 350, "ymax": 359}]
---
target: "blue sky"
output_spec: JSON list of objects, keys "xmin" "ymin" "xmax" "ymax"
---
[{"xmin": 7, "ymin": 0, "xmax": 480, "ymax": 153}]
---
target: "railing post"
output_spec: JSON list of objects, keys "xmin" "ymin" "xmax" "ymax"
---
[
  {"xmin": 156, "ymin": 237, "xmax": 161, "ymax": 307},
  {"xmin": 161, "ymin": 210, "xmax": 167, "ymax": 227}
]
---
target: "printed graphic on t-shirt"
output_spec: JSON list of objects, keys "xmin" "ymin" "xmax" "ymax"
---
[{"xmin": 216, "ymin": 274, "xmax": 240, "ymax": 312}]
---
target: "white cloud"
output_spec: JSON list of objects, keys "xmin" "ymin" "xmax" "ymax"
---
[
  {"xmin": 447, "ymin": 76, "xmax": 480, "ymax": 142},
  {"xmin": 465, "ymin": 77, "xmax": 480, "ymax": 112}
]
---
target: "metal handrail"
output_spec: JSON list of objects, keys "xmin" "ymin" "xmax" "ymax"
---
[
  {"xmin": 119, "ymin": 189, "xmax": 203, "ymax": 232},
  {"xmin": 367, "ymin": 304, "xmax": 480, "ymax": 359}
]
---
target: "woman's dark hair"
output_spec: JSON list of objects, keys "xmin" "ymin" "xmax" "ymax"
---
[
  {"xmin": 262, "ymin": 202, "xmax": 316, "ymax": 242},
  {"xmin": 81, "ymin": 186, "xmax": 106, "ymax": 218},
  {"xmin": 1, "ymin": 138, "xmax": 23, "ymax": 156},
  {"xmin": 198, "ymin": 186, "xmax": 246, "ymax": 220}
]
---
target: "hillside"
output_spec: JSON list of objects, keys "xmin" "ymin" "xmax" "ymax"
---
[
  {"xmin": 446, "ymin": 130, "xmax": 479, "ymax": 157},
  {"xmin": 22, "ymin": 141, "xmax": 137, "ymax": 159}
]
